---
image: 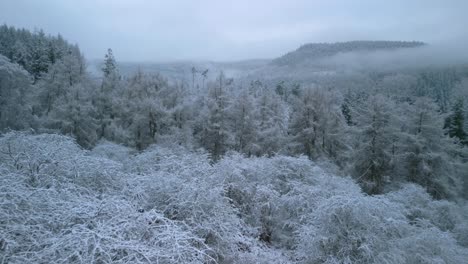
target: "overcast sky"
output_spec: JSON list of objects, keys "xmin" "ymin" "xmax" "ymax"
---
[{"xmin": 0, "ymin": 0, "xmax": 467, "ymax": 62}]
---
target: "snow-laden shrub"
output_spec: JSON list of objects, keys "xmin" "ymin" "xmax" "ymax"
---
[
  {"xmin": 0, "ymin": 133, "xmax": 213, "ymax": 263},
  {"xmin": 215, "ymin": 154, "xmax": 361, "ymax": 250},
  {"xmin": 296, "ymin": 195, "xmax": 408, "ymax": 263},
  {"xmin": 0, "ymin": 132, "xmax": 125, "ymax": 194},
  {"xmin": 123, "ymin": 147, "xmax": 263, "ymax": 262},
  {"xmin": 296, "ymin": 192, "xmax": 468, "ymax": 264},
  {"xmin": 382, "ymin": 226, "xmax": 468, "ymax": 264},
  {"xmin": 89, "ymin": 139, "xmax": 133, "ymax": 163},
  {"xmin": 2, "ymin": 133, "xmax": 467, "ymax": 263},
  {"xmin": 386, "ymin": 184, "xmax": 468, "ymax": 247},
  {"xmin": 0, "ymin": 132, "xmax": 81, "ymax": 180},
  {"xmin": 124, "ymin": 145, "xmax": 210, "ymax": 175},
  {"xmin": 0, "ymin": 169, "xmax": 213, "ymax": 263}
]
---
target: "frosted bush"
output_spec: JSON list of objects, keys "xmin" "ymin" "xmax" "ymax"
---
[
  {"xmin": 296, "ymin": 192, "xmax": 468, "ymax": 264},
  {"xmin": 124, "ymin": 148, "xmax": 256, "ymax": 262},
  {"xmin": 0, "ymin": 133, "xmax": 212, "ymax": 263},
  {"xmin": 214, "ymin": 154, "xmax": 364, "ymax": 252},
  {"xmin": 90, "ymin": 140, "xmax": 133, "ymax": 163},
  {"xmin": 296, "ymin": 195, "xmax": 408, "ymax": 263},
  {"xmin": 1, "ymin": 133, "xmax": 467, "ymax": 263},
  {"xmin": 386, "ymin": 184, "xmax": 468, "ymax": 247},
  {"xmin": 0, "ymin": 132, "xmax": 125, "ymax": 193}
]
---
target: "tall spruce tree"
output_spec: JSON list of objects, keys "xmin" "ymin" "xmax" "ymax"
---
[{"xmin": 445, "ymin": 99, "xmax": 467, "ymax": 145}]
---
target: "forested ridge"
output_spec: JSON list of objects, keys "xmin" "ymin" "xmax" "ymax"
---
[
  {"xmin": 272, "ymin": 40, "xmax": 426, "ymax": 66},
  {"xmin": 1, "ymin": 24, "xmax": 468, "ymax": 263}
]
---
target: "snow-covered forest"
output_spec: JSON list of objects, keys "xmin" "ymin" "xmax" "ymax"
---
[{"xmin": 1, "ymin": 21, "xmax": 468, "ymax": 263}]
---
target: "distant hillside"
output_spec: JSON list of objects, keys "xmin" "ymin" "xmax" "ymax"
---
[{"xmin": 272, "ymin": 41, "xmax": 426, "ymax": 66}]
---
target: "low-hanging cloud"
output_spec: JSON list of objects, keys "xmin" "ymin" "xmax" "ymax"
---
[
  {"xmin": 320, "ymin": 42, "xmax": 468, "ymax": 72},
  {"xmin": 0, "ymin": 0, "xmax": 467, "ymax": 62}
]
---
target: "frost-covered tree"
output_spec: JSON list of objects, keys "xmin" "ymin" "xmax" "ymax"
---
[
  {"xmin": 289, "ymin": 87, "xmax": 345, "ymax": 159},
  {"xmin": 102, "ymin": 48, "xmax": 117, "ymax": 78},
  {"xmin": 445, "ymin": 99, "xmax": 467, "ymax": 145},
  {"xmin": 395, "ymin": 98, "xmax": 464, "ymax": 198},
  {"xmin": 49, "ymin": 83, "xmax": 99, "ymax": 148},
  {"xmin": 95, "ymin": 48, "xmax": 121, "ymax": 139},
  {"xmin": 29, "ymin": 30, "xmax": 50, "ymax": 83},
  {"xmin": 194, "ymin": 72, "xmax": 232, "ymax": 161},
  {"xmin": 229, "ymin": 90, "xmax": 258, "ymax": 155},
  {"xmin": 29, "ymin": 45, "xmax": 98, "ymax": 148},
  {"xmin": 349, "ymin": 95, "xmax": 399, "ymax": 194},
  {"xmin": 0, "ymin": 55, "xmax": 33, "ymax": 130},
  {"xmin": 254, "ymin": 87, "xmax": 288, "ymax": 156},
  {"xmin": 0, "ymin": 25, "xmax": 81, "ymax": 84},
  {"xmin": 37, "ymin": 47, "xmax": 85, "ymax": 114},
  {"xmin": 413, "ymin": 67, "xmax": 460, "ymax": 112}
]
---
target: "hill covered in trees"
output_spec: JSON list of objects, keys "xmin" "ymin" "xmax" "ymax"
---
[
  {"xmin": 272, "ymin": 41, "xmax": 426, "ymax": 66},
  {"xmin": 1, "ymin": 25, "xmax": 468, "ymax": 263},
  {"xmin": 0, "ymin": 24, "xmax": 84, "ymax": 83}
]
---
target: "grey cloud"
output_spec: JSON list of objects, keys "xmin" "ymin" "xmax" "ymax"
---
[{"xmin": 0, "ymin": 0, "xmax": 467, "ymax": 61}]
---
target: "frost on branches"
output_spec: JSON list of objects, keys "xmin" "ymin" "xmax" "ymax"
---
[{"xmin": 1, "ymin": 132, "xmax": 467, "ymax": 263}]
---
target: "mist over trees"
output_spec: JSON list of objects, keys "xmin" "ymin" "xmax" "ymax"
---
[
  {"xmin": 1, "ymin": 25, "xmax": 468, "ymax": 263},
  {"xmin": 272, "ymin": 40, "xmax": 426, "ymax": 66}
]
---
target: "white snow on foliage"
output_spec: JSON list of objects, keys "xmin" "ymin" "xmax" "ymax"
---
[{"xmin": 0, "ymin": 132, "xmax": 467, "ymax": 263}]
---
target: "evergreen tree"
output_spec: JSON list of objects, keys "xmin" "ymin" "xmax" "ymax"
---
[
  {"xmin": 445, "ymin": 99, "xmax": 467, "ymax": 145},
  {"xmin": 194, "ymin": 72, "xmax": 232, "ymax": 161},
  {"xmin": 102, "ymin": 48, "xmax": 117, "ymax": 79},
  {"xmin": 96, "ymin": 48, "xmax": 120, "ymax": 139},
  {"xmin": 0, "ymin": 55, "xmax": 33, "ymax": 130},
  {"xmin": 29, "ymin": 30, "xmax": 51, "ymax": 83}
]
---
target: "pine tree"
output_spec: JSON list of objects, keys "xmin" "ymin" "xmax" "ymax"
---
[
  {"xmin": 194, "ymin": 72, "xmax": 232, "ymax": 161},
  {"xmin": 29, "ymin": 30, "xmax": 50, "ymax": 83},
  {"xmin": 96, "ymin": 48, "xmax": 120, "ymax": 139},
  {"xmin": 445, "ymin": 99, "xmax": 467, "ymax": 145},
  {"xmin": 0, "ymin": 55, "xmax": 32, "ymax": 130},
  {"xmin": 102, "ymin": 48, "xmax": 117, "ymax": 79}
]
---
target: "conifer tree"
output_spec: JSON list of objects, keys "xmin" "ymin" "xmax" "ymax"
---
[{"xmin": 445, "ymin": 99, "xmax": 467, "ymax": 145}]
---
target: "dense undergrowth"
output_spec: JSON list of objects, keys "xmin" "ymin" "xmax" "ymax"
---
[{"xmin": 1, "ymin": 132, "xmax": 467, "ymax": 263}]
